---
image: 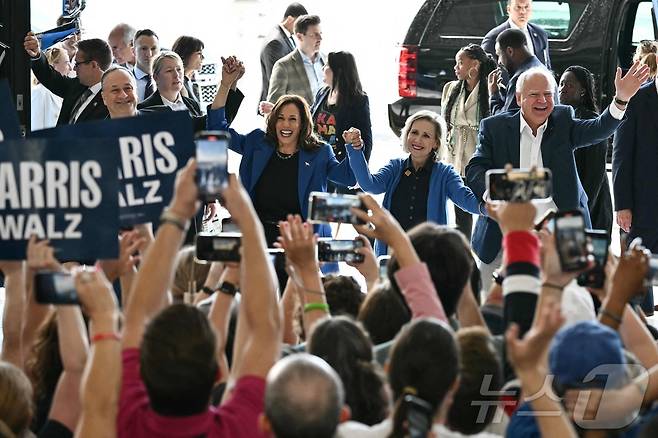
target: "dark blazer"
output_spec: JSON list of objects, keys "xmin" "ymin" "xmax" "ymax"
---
[
  {"xmin": 260, "ymin": 25, "xmax": 296, "ymax": 105},
  {"xmin": 310, "ymin": 86, "xmax": 373, "ymax": 163},
  {"xmin": 30, "ymin": 53, "xmax": 109, "ymax": 125},
  {"xmin": 613, "ymin": 80, "xmax": 658, "ymax": 231},
  {"xmin": 465, "ymin": 105, "xmax": 622, "ymax": 263},
  {"xmin": 482, "ymin": 21, "xmax": 551, "ymax": 69},
  {"xmin": 573, "ymin": 107, "xmax": 613, "ymax": 236},
  {"xmin": 207, "ymin": 107, "xmax": 356, "ymax": 238},
  {"xmin": 489, "ymin": 55, "xmax": 547, "ymax": 114},
  {"xmin": 136, "ymin": 88, "xmax": 244, "ymax": 131}
]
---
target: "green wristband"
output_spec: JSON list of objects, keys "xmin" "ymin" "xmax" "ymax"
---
[{"xmin": 303, "ymin": 302, "xmax": 330, "ymax": 314}]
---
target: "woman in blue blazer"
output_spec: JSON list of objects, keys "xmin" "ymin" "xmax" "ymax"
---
[
  {"xmin": 207, "ymin": 58, "xmax": 355, "ymax": 245},
  {"xmin": 344, "ymin": 110, "xmax": 483, "ymax": 255}
]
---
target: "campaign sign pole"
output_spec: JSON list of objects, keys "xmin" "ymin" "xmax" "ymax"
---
[
  {"xmin": 0, "ymin": 79, "xmax": 22, "ymax": 141},
  {"xmin": 0, "ymin": 137, "xmax": 120, "ymax": 260},
  {"xmin": 31, "ymin": 111, "xmax": 196, "ymax": 225}
]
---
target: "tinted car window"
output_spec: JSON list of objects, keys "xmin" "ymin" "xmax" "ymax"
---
[{"xmin": 423, "ymin": 0, "xmax": 588, "ymax": 42}]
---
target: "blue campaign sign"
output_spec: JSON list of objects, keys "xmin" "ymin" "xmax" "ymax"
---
[
  {"xmin": 0, "ymin": 79, "xmax": 21, "ymax": 141},
  {"xmin": 0, "ymin": 137, "xmax": 120, "ymax": 261},
  {"xmin": 31, "ymin": 111, "xmax": 196, "ymax": 225}
]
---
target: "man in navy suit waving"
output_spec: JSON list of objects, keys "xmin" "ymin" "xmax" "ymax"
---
[
  {"xmin": 482, "ymin": 0, "xmax": 551, "ymax": 69},
  {"xmin": 466, "ymin": 62, "xmax": 650, "ymax": 294}
]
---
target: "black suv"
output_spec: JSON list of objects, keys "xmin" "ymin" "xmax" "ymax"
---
[{"xmin": 388, "ymin": 0, "xmax": 658, "ymax": 136}]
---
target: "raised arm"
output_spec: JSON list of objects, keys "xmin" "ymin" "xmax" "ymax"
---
[
  {"xmin": 122, "ymin": 159, "xmax": 200, "ymax": 349},
  {"xmin": 506, "ymin": 302, "xmax": 576, "ymax": 438},
  {"xmin": 47, "ymin": 304, "xmax": 89, "ymax": 433},
  {"xmin": 24, "ymin": 32, "xmax": 77, "ymax": 98},
  {"xmin": 277, "ymin": 215, "xmax": 329, "ymax": 337},
  {"xmin": 344, "ymin": 128, "xmax": 396, "ymax": 194},
  {"xmin": 221, "ymin": 174, "xmax": 281, "ymax": 379},
  {"xmin": 445, "ymin": 164, "xmax": 484, "ymax": 215},
  {"xmin": 0, "ymin": 261, "xmax": 26, "ymax": 367},
  {"xmin": 74, "ymin": 268, "xmax": 121, "ymax": 438},
  {"xmin": 352, "ymin": 194, "xmax": 448, "ymax": 323},
  {"xmin": 206, "ymin": 263, "xmax": 239, "ymax": 383}
]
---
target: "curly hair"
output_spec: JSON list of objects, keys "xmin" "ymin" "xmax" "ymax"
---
[
  {"xmin": 322, "ymin": 275, "xmax": 364, "ymax": 318},
  {"xmin": 444, "ymin": 44, "xmax": 497, "ymax": 128}
]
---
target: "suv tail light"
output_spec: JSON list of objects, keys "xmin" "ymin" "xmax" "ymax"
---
[{"xmin": 398, "ymin": 45, "xmax": 418, "ymax": 98}]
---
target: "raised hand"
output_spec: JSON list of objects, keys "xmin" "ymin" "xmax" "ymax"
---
[
  {"xmin": 616, "ymin": 209, "xmax": 632, "ymax": 233},
  {"xmin": 169, "ymin": 158, "xmax": 200, "ymax": 220},
  {"xmin": 488, "ymin": 68, "xmax": 501, "ymax": 95},
  {"xmin": 506, "ymin": 299, "xmax": 564, "ymax": 375},
  {"xmin": 24, "ymin": 32, "xmax": 41, "ymax": 58},
  {"xmin": 609, "ymin": 240, "xmax": 650, "ymax": 305},
  {"xmin": 486, "ymin": 201, "xmax": 536, "ymax": 234},
  {"xmin": 221, "ymin": 173, "xmax": 257, "ymax": 228},
  {"xmin": 347, "ymin": 235, "xmax": 379, "ymax": 288},
  {"xmin": 277, "ymin": 214, "xmax": 318, "ymax": 273},
  {"xmin": 342, "ymin": 127, "xmax": 363, "ymax": 149},
  {"xmin": 352, "ymin": 194, "xmax": 405, "ymax": 245},
  {"xmin": 26, "ymin": 236, "xmax": 62, "ymax": 272},
  {"xmin": 615, "ymin": 60, "xmax": 651, "ymax": 102},
  {"xmin": 74, "ymin": 267, "xmax": 119, "ymax": 321},
  {"xmin": 220, "ymin": 56, "xmax": 242, "ymax": 88},
  {"xmin": 259, "ymin": 101, "xmax": 274, "ymax": 116},
  {"xmin": 98, "ymin": 230, "xmax": 146, "ymax": 282}
]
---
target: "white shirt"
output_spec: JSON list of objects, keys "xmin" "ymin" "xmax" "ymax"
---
[
  {"xmin": 134, "ymin": 65, "xmax": 155, "ymax": 102},
  {"xmin": 518, "ymin": 102, "xmax": 626, "ymax": 219},
  {"xmin": 71, "ymin": 82, "xmax": 102, "ymax": 123},
  {"xmin": 161, "ymin": 94, "xmax": 188, "ymax": 112},
  {"xmin": 508, "ymin": 19, "xmax": 535, "ymax": 56},
  {"xmin": 31, "ymin": 83, "xmax": 62, "ymax": 131},
  {"xmin": 299, "ymin": 49, "xmax": 324, "ymax": 98},
  {"xmin": 337, "ymin": 419, "xmax": 503, "ymax": 438}
]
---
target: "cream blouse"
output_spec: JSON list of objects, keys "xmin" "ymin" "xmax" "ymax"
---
[{"xmin": 440, "ymin": 80, "xmax": 480, "ymax": 176}]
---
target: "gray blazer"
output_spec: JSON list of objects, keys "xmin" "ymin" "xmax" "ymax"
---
[
  {"xmin": 259, "ymin": 25, "xmax": 296, "ymax": 105},
  {"xmin": 267, "ymin": 49, "xmax": 325, "ymax": 106}
]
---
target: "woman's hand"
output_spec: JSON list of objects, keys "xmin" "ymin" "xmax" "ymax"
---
[
  {"xmin": 26, "ymin": 236, "xmax": 62, "ymax": 272},
  {"xmin": 259, "ymin": 101, "xmax": 274, "ymax": 116},
  {"xmin": 277, "ymin": 215, "xmax": 319, "ymax": 274},
  {"xmin": 342, "ymin": 127, "xmax": 363, "ymax": 149},
  {"xmin": 347, "ymin": 235, "xmax": 379, "ymax": 289}
]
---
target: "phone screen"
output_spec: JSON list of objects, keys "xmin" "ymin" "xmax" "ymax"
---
[
  {"xmin": 378, "ymin": 255, "xmax": 391, "ymax": 280},
  {"xmin": 308, "ymin": 192, "xmax": 366, "ymax": 224},
  {"xmin": 196, "ymin": 133, "xmax": 229, "ymax": 201},
  {"xmin": 487, "ymin": 168, "xmax": 552, "ymax": 202},
  {"xmin": 555, "ymin": 213, "xmax": 588, "ymax": 271},
  {"xmin": 35, "ymin": 272, "xmax": 79, "ymax": 304},
  {"xmin": 195, "ymin": 233, "xmax": 241, "ymax": 261},
  {"xmin": 317, "ymin": 239, "xmax": 364, "ymax": 263}
]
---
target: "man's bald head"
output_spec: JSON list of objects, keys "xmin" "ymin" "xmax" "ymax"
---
[{"xmin": 264, "ymin": 354, "xmax": 344, "ymax": 438}]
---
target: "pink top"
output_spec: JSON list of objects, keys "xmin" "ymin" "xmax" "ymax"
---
[
  {"xmin": 394, "ymin": 262, "xmax": 448, "ymax": 323},
  {"xmin": 118, "ymin": 348, "xmax": 266, "ymax": 438}
]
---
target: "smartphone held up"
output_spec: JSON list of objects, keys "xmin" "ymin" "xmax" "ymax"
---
[
  {"xmin": 487, "ymin": 168, "xmax": 552, "ymax": 203},
  {"xmin": 195, "ymin": 131, "xmax": 230, "ymax": 202}
]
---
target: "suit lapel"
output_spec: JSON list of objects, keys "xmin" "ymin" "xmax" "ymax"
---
[
  {"xmin": 645, "ymin": 81, "xmax": 658, "ymax": 118},
  {"xmin": 251, "ymin": 145, "xmax": 274, "ymax": 193},
  {"xmin": 297, "ymin": 148, "xmax": 318, "ymax": 208},
  {"xmin": 77, "ymin": 92, "xmax": 103, "ymax": 122},
  {"xmin": 292, "ymin": 51, "xmax": 313, "ymax": 98},
  {"xmin": 508, "ymin": 115, "xmax": 521, "ymax": 166},
  {"xmin": 540, "ymin": 115, "xmax": 556, "ymax": 168},
  {"xmin": 278, "ymin": 26, "xmax": 295, "ymax": 51}
]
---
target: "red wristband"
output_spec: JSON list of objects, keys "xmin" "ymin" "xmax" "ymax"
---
[
  {"xmin": 91, "ymin": 332, "xmax": 121, "ymax": 343},
  {"xmin": 503, "ymin": 231, "xmax": 540, "ymax": 266}
]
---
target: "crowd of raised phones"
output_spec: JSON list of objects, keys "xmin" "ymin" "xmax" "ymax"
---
[{"xmin": 3, "ymin": 0, "xmax": 658, "ymax": 437}]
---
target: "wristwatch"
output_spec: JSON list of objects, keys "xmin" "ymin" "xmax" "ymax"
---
[
  {"xmin": 200, "ymin": 286, "xmax": 215, "ymax": 296},
  {"xmin": 217, "ymin": 281, "xmax": 238, "ymax": 296}
]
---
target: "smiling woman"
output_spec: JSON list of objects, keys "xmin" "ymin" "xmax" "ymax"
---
[
  {"xmin": 342, "ymin": 110, "xmax": 484, "ymax": 256},
  {"xmin": 207, "ymin": 57, "xmax": 356, "ymax": 246}
]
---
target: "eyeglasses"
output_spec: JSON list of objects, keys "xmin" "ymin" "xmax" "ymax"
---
[{"xmin": 73, "ymin": 59, "xmax": 93, "ymax": 69}]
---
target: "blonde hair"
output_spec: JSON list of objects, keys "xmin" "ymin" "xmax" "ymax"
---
[
  {"xmin": 152, "ymin": 50, "xmax": 183, "ymax": 78},
  {"xmin": 0, "ymin": 362, "xmax": 33, "ymax": 437},
  {"xmin": 633, "ymin": 40, "xmax": 657, "ymax": 63},
  {"xmin": 641, "ymin": 53, "xmax": 657, "ymax": 80},
  {"xmin": 399, "ymin": 110, "xmax": 447, "ymax": 162},
  {"xmin": 44, "ymin": 46, "xmax": 67, "ymax": 66}
]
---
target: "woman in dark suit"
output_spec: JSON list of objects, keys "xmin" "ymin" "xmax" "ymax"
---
[
  {"xmin": 310, "ymin": 51, "xmax": 372, "ymax": 193},
  {"xmin": 207, "ymin": 57, "xmax": 356, "ymax": 246},
  {"xmin": 137, "ymin": 51, "xmax": 243, "ymax": 131},
  {"xmin": 558, "ymin": 66, "xmax": 613, "ymax": 236}
]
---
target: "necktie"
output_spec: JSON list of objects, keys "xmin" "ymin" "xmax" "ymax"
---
[
  {"xmin": 144, "ymin": 75, "xmax": 155, "ymax": 100},
  {"xmin": 69, "ymin": 88, "xmax": 93, "ymax": 124},
  {"xmin": 290, "ymin": 35, "xmax": 296, "ymax": 48}
]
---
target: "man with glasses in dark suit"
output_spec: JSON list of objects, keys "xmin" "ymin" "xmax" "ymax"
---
[{"xmin": 25, "ymin": 32, "xmax": 111, "ymax": 126}]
